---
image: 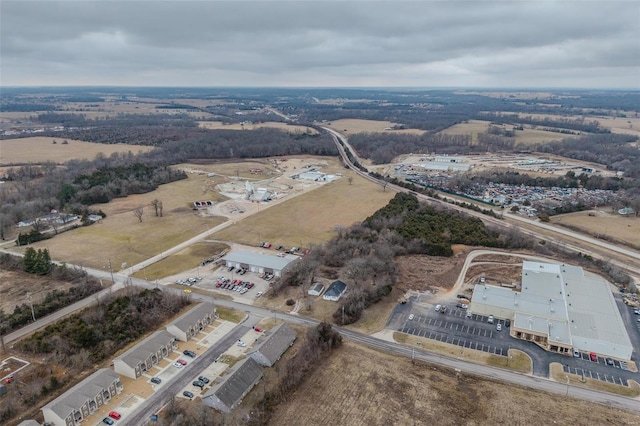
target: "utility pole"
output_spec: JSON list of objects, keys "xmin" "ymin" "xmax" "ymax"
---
[
  {"xmin": 27, "ymin": 292, "xmax": 36, "ymax": 322},
  {"xmin": 342, "ymin": 305, "xmax": 345, "ymax": 325},
  {"xmin": 108, "ymin": 258, "xmax": 115, "ymax": 284}
]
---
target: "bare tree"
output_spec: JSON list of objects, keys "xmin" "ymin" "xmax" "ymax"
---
[
  {"xmin": 134, "ymin": 206, "xmax": 144, "ymax": 222},
  {"xmin": 382, "ymin": 181, "xmax": 389, "ymax": 192},
  {"xmin": 150, "ymin": 199, "xmax": 160, "ymax": 217},
  {"xmin": 158, "ymin": 200, "xmax": 163, "ymax": 217},
  {"xmin": 348, "ymin": 176, "xmax": 353, "ymax": 185}
]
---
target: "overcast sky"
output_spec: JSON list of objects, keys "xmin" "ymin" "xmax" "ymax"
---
[{"xmin": 2, "ymin": 1, "xmax": 639, "ymax": 88}]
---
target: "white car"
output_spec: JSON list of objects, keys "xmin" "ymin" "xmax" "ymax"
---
[
  {"xmin": 237, "ymin": 340, "xmax": 247, "ymax": 347},
  {"xmin": 408, "ymin": 314, "xmax": 415, "ymax": 320},
  {"xmin": 173, "ymin": 362, "xmax": 183, "ymax": 368},
  {"xmin": 255, "ymin": 291, "xmax": 263, "ymax": 298},
  {"xmin": 496, "ymin": 323, "xmax": 502, "ymax": 331}
]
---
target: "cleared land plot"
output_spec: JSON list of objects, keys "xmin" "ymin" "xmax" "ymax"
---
[
  {"xmin": 551, "ymin": 210, "xmax": 640, "ymax": 249},
  {"xmin": 270, "ymin": 342, "xmax": 639, "ymax": 426},
  {"xmin": 212, "ymin": 167, "xmax": 396, "ymax": 247},
  {"xmin": 438, "ymin": 120, "xmax": 566, "ymax": 145},
  {"xmin": 198, "ymin": 121, "xmax": 318, "ymax": 134},
  {"xmin": 24, "ymin": 174, "xmax": 227, "ymax": 271},
  {"xmin": 325, "ymin": 119, "xmax": 425, "ymax": 135},
  {"xmin": 0, "ymin": 270, "xmax": 75, "ymax": 315},
  {"xmin": 0, "ymin": 137, "xmax": 152, "ymax": 164}
]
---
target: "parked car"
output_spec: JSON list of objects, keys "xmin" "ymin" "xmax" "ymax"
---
[
  {"xmin": 176, "ymin": 359, "xmax": 187, "ymax": 365},
  {"xmin": 573, "ymin": 349, "xmax": 580, "ymax": 358},
  {"xmin": 606, "ymin": 358, "xmax": 615, "ymax": 366},
  {"xmin": 173, "ymin": 362, "xmax": 183, "ymax": 368},
  {"xmin": 496, "ymin": 323, "xmax": 502, "ymax": 331},
  {"xmin": 183, "ymin": 391, "xmax": 194, "ymax": 399},
  {"xmin": 275, "ymin": 245, "xmax": 283, "ymax": 250},
  {"xmin": 192, "ymin": 380, "xmax": 205, "ymax": 388},
  {"xmin": 256, "ymin": 291, "xmax": 263, "ymax": 298},
  {"xmin": 505, "ymin": 319, "xmax": 511, "ymax": 327},
  {"xmin": 254, "ymin": 326, "xmax": 263, "ymax": 333},
  {"xmin": 237, "ymin": 339, "xmax": 247, "ymax": 347},
  {"xmin": 435, "ymin": 304, "xmax": 442, "ymax": 312},
  {"xmin": 103, "ymin": 418, "xmax": 115, "ymax": 425},
  {"xmin": 589, "ymin": 352, "xmax": 598, "ymax": 362},
  {"xmin": 198, "ymin": 376, "xmax": 210, "ymax": 384},
  {"xmin": 150, "ymin": 377, "xmax": 162, "ymax": 384},
  {"xmin": 228, "ymin": 266, "xmax": 235, "ymax": 272},
  {"xmin": 183, "ymin": 350, "xmax": 196, "ymax": 358},
  {"xmin": 108, "ymin": 411, "xmax": 121, "ymax": 420},
  {"xmin": 408, "ymin": 314, "xmax": 415, "ymax": 320},
  {"xmin": 487, "ymin": 315, "xmax": 494, "ymax": 324},
  {"xmin": 183, "ymin": 289, "xmax": 192, "ymax": 294},
  {"xmin": 466, "ymin": 311, "xmax": 472, "ymax": 319}
]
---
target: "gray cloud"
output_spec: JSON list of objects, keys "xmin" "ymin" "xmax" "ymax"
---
[{"xmin": 1, "ymin": 1, "xmax": 638, "ymax": 87}]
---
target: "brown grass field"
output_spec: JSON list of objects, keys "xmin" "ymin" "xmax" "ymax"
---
[
  {"xmin": 551, "ymin": 209, "xmax": 640, "ymax": 248},
  {"xmin": 438, "ymin": 120, "xmax": 566, "ymax": 145},
  {"xmin": 325, "ymin": 118, "xmax": 425, "ymax": 135},
  {"xmin": 211, "ymin": 165, "xmax": 396, "ymax": 248},
  {"xmin": 0, "ymin": 137, "xmax": 153, "ymax": 164},
  {"xmin": 197, "ymin": 121, "xmax": 318, "ymax": 134},
  {"xmin": 0, "ymin": 270, "xmax": 75, "ymax": 315},
  {"xmin": 269, "ymin": 342, "xmax": 639, "ymax": 426},
  {"xmin": 25, "ymin": 173, "xmax": 227, "ymax": 271}
]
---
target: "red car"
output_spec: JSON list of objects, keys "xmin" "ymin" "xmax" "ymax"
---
[
  {"xmin": 254, "ymin": 327, "xmax": 263, "ymax": 333},
  {"xmin": 176, "ymin": 359, "xmax": 187, "ymax": 365},
  {"xmin": 589, "ymin": 352, "xmax": 598, "ymax": 362},
  {"xmin": 108, "ymin": 411, "xmax": 121, "ymax": 420}
]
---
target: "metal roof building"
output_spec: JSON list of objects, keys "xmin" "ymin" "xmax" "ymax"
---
[
  {"xmin": 201, "ymin": 357, "xmax": 263, "ymax": 413},
  {"xmin": 470, "ymin": 261, "xmax": 633, "ymax": 360},
  {"xmin": 249, "ymin": 323, "xmax": 297, "ymax": 367},
  {"xmin": 223, "ymin": 250, "xmax": 299, "ymax": 277},
  {"xmin": 323, "ymin": 280, "xmax": 347, "ymax": 302}
]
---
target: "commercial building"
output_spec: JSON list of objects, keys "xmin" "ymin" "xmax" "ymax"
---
[
  {"xmin": 113, "ymin": 330, "xmax": 177, "ymax": 379},
  {"xmin": 223, "ymin": 250, "xmax": 299, "ymax": 278},
  {"xmin": 470, "ymin": 261, "xmax": 633, "ymax": 360},
  {"xmin": 166, "ymin": 302, "xmax": 217, "ymax": 342},
  {"xmin": 42, "ymin": 369, "xmax": 122, "ymax": 426}
]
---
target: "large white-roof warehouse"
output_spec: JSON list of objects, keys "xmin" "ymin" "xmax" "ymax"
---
[
  {"xmin": 470, "ymin": 261, "xmax": 633, "ymax": 360},
  {"xmin": 223, "ymin": 250, "xmax": 299, "ymax": 277}
]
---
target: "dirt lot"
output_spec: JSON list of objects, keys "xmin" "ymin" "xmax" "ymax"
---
[
  {"xmin": 270, "ymin": 341, "xmax": 639, "ymax": 426},
  {"xmin": 394, "ymin": 252, "xmax": 468, "ymax": 295},
  {"xmin": 0, "ymin": 270, "xmax": 75, "ymax": 315},
  {"xmin": 552, "ymin": 209, "xmax": 640, "ymax": 249},
  {"xmin": 0, "ymin": 137, "xmax": 152, "ymax": 164},
  {"xmin": 438, "ymin": 119, "xmax": 566, "ymax": 145}
]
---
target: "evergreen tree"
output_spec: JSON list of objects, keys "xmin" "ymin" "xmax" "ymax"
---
[
  {"xmin": 23, "ymin": 247, "xmax": 37, "ymax": 273},
  {"xmin": 35, "ymin": 249, "xmax": 52, "ymax": 275}
]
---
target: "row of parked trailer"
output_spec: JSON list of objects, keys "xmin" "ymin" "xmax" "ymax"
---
[{"xmin": 216, "ymin": 277, "xmax": 255, "ymax": 294}]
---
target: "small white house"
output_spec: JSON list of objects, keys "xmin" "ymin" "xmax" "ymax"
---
[{"xmin": 308, "ymin": 283, "xmax": 324, "ymax": 296}]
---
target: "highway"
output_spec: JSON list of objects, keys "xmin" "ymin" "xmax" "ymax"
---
[{"xmin": 322, "ymin": 126, "xmax": 640, "ymax": 281}]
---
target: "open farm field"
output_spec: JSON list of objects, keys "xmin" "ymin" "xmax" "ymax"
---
[
  {"xmin": 198, "ymin": 121, "xmax": 318, "ymax": 134},
  {"xmin": 270, "ymin": 341, "xmax": 638, "ymax": 426},
  {"xmin": 0, "ymin": 137, "xmax": 153, "ymax": 164},
  {"xmin": 211, "ymin": 165, "xmax": 395, "ymax": 248},
  {"xmin": 438, "ymin": 120, "xmax": 566, "ymax": 145},
  {"xmin": 24, "ymin": 174, "xmax": 227, "ymax": 271},
  {"xmin": 551, "ymin": 209, "xmax": 640, "ymax": 249},
  {"xmin": 176, "ymin": 159, "xmax": 281, "ymax": 181},
  {"xmin": 496, "ymin": 111, "xmax": 640, "ymax": 137},
  {"xmin": 325, "ymin": 119, "xmax": 425, "ymax": 135}
]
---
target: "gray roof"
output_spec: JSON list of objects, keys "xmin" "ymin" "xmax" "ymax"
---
[
  {"xmin": 324, "ymin": 280, "xmax": 347, "ymax": 298},
  {"xmin": 115, "ymin": 330, "xmax": 175, "ymax": 368},
  {"xmin": 18, "ymin": 420, "xmax": 41, "ymax": 426},
  {"xmin": 251, "ymin": 323, "xmax": 297, "ymax": 365},
  {"xmin": 171, "ymin": 302, "xmax": 216, "ymax": 333},
  {"xmin": 203, "ymin": 357, "xmax": 263, "ymax": 409},
  {"xmin": 43, "ymin": 368, "xmax": 119, "ymax": 420},
  {"xmin": 224, "ymin": 250, "xmax": 298, "ymax": 271}
]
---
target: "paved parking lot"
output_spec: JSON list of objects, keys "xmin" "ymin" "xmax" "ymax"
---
[{"xmin": 395, "ymin": 301, "xmax": 640, "ymax": 387}]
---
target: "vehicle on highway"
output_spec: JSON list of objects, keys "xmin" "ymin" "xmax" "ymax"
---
[
  {"xmin": 192, "ymin": 380, "xmax": 205, "ymax": 388},
  {"xmin": 103, "ymin": 418, "xmax": 114, "ymax": 425},
  {"xmin": 408, "ymin": 314, "xmax": 415, "ymax": 320},
  {"xmin": 183, "ymin": 350, "xmax": 196, "ymax": 358},
  {"xmin": 108, "ymin": 411, "xmax": 121, "ymax": 420},
  {"xmin": 176, "ymin": 359, "xmax": 187, "ymax": 365},
  {"xmin": 173, "ymin": 362, "xmax": 183, "ymax": 368},
  {"xmin": 150, "ymin": 377, "xmax": 161, "ymax": 384},
  {"xmin": 183, "ymin": 391, "xmax": 194, "ymax": 399},
  {"xmin": 198, "ymin": 376, "xmax": 210, "ymax": 384},
  {"xmin": 496, "ymin": 323, "xmax": 502, "ymax": 331}
]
